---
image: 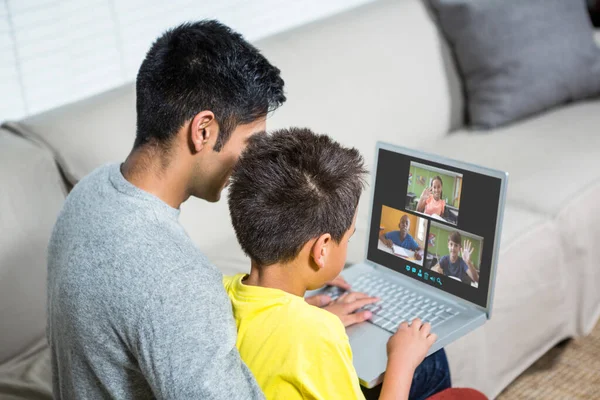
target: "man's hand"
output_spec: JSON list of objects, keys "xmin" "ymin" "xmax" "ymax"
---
[{"xmin": 323, "ymin": 292, "xmax": 379, "ymax": 327}]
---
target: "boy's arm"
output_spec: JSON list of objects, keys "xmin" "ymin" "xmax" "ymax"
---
[
  {"xmin": 431, "ymin": 263, "xmax": 443, "ymax": 274},
  {"xmin": 431, "ymin": 256, "xmax": 446, "ymax": 274},
  {"xmin": 379, "ymin": 362, "xmax": 413, "ymax": 400},
  {"xmin": 380, "ymin": 319, "xmax": 437, "ymax": 400},
  {"xmin": 461, "ymin": 241, "xmax": 479, "ymax": 283},
  {"xmin": 464, "ymin": 259, "xmax": 479, "ymax": 283},
  {"xmin": 380, "ymin": 231, "xmax": 395, "ymax": 248},
  {"xmin": 410, "ymin": 237, "xmax": 423, "ymax": 261}
]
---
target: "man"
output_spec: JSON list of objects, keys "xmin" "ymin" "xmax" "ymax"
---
[
  {"xmin": 46, "ymin": 20, "xmax": 375, "ymax": 399},
  {"xmin": 431, "ymin": 231, "xmax": 480, "ymax": 284},
  {"xmin": 380, "ymin": 215, "xmax": 424, "ymax": 260},
  {"xmin": 47, "ymin": 20, "xmax": 449, "ymax": 399}
]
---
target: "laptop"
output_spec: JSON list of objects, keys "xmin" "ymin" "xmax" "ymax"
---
[{"xmin": 311, "ymin": 142, "xmax": 508, "ymax": 388}]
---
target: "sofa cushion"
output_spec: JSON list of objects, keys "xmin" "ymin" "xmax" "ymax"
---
[
  {"xmin": 0, "ymin": 130, "xmax": 65, "ymax": 365},
  {"xmin": 0, "ymin": 338, "xmax": 51, "ymax": 400},
  {"xmin": 430, "ymin": 0, "xmax": 600, "ymax": 129}
]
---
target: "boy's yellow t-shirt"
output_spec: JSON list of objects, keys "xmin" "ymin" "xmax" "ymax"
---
[{"xmin": 223, "ymin": 273, "xmax": 365, "ymax": 400}]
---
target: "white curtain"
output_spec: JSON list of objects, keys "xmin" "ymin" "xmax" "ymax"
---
[{"xmin": 0, "ymin": 0, "xmax": 373, "ymax": 122}]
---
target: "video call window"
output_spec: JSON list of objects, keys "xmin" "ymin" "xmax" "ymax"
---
[
  {"xmin": 378, "ymin": 205, "xmax": 429, "ymax": 266},
  {"xmin": 406, "ymin": 162, "xmax": 463, "ymax": 226},
  {"xmin": 427, "ymin": 221, "xmax": 483, "ymax": 288}
]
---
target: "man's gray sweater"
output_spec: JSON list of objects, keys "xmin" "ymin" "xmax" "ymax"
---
[{"xmin": 47, "ymin": 164, "xmax": 263, "ymax": 399}]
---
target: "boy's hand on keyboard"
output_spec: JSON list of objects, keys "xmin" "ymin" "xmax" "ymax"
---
[
  {"xmin": 325, "ymin": 275, "xmax": 351, "ymax": 291},
  {"xmin": 323, "ymin": 292, "xmax": 379, "ymax": 327},
  {"xmin": 386, "ymin": 318, "xmax": 437, "ymax": 372}
]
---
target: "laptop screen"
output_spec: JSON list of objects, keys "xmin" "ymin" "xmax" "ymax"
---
[{"xmin": 366, "ymin": 146, "xmax": 505, "ymax": 308}]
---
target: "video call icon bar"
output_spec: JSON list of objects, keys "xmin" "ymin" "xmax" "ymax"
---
[{"xmin": 406, "ymin": 265, "xmax": 442, "ymax": 286}]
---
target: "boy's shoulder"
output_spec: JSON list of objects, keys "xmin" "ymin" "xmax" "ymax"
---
[
  {"xmin": 285, "ymin": 297, "xmax": 349, "ymax": 349},
  {"xmin": 224, "ymin": 274, "xmax": 347, "ymax": 343}
]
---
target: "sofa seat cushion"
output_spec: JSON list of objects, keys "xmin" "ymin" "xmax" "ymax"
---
[
  {"xmin": 0, "ymin": 338, "xmax": 51, "ymax": 400},
  {"xmin": 0, "ymin": 130, "xmax": 65, "ymax": 364}
]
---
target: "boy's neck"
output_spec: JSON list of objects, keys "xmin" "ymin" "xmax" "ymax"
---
[{"xmin": 244, "ymin": 259, "xmax": 310, "ymax": 298}]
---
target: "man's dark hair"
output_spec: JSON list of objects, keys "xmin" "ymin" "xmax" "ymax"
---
[
  {"xmin": 449, "ymin": 231, "xmax": 462, "ymax": 246},
  {"xmin": 135, "ymin": 20, "xmax": 285, "ymax": 151},
  {"xmin": 228, "ymin": 128, "xmax": 368, "ymax": 267}
]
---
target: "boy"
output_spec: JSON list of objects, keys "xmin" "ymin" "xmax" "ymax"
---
[
  {"xmin": 431, "ymin": 231, "xmax": 480, "ymax": 284},
  {"xmin": 225, "ymin": 128, "xmax": 437, "ymax": 399},
  {"xmin": 379, "ymin": 215, "xmax": 424, "ymax": 260}
]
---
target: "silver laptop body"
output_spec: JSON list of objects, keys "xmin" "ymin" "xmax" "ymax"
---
[{"xmin": 313, "ymin": 142, "xmax": 508, "ymax": 388}]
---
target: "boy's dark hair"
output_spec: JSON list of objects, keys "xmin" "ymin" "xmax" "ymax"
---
[
  {"xmin": 135, "ymin": 20, "xmax": 286, "ymax": 151},
  {"xmin": 228, "ymin": 128, "xmax": 368, "ymax": 267},
  {"xmin": 448, "ymin": 231, "xmax": 461, "ymax": 246}
]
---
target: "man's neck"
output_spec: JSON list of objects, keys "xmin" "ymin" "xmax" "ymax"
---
[
  {"xmin": 244, "ymin": 260, "xmax": 309, "ymax": 298},
  {"xmin": 121, "ymin": 147, "xmax": 190, "ymax": 209}
]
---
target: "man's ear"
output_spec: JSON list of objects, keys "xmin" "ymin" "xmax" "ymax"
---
[
  {"xmin": 310, "ymin": 233, "xmax": 331, "ymax": 270},
  {"xmin": 190, "ymin": 111, "xmax": 216, "ymax": 153}
]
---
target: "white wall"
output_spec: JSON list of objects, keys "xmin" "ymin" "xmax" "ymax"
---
[{"xmin": 0, "ymin": 0, "xmax": 374, "ymax": 121}]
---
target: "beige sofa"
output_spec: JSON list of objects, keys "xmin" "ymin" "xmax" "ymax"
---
[{"xmin": 2, "ymin": 0, "xmax": 599, "ymax": 398}]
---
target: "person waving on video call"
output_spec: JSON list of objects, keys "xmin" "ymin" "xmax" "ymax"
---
[
  {"xmin": 416, "ymin": 176, "xmax": 445, "ymax": 218},
  {"xmin": 431, "ymin": 231, "xmax": 479, "ymax": 284}
]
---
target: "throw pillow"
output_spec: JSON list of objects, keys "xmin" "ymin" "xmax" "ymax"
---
[{"xmin": 429, "ymin": 0, "xmax": 600, "ymax": 129}]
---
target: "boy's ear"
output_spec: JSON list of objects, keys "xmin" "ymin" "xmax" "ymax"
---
[
  {"xmin": 190, "ymin": 111, "xmax": 216, "ymax": 153},
  {"xmin": 310, "ymin": 233, "xmax": 332, "ymax": 270}
]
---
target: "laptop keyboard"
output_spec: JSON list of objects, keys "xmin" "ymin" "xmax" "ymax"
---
[{"xmin": 323, "ymin": 274, "xmax": 459, "ymax": 333}]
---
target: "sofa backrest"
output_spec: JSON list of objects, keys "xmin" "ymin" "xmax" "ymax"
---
[
  {"xmin": 1, "ymin": 0, "xmax": 463, "ymax": 271},
  {"xmin": 6, "ymin": 0, "xmax": 462, "ymax": 180},
  {"xmin": 256, "ymin": 0, "xmax": 464, "ymax": 160},
  {"xmin": 0, "ymin": 130, "xmax": 66, "ymax": 364}
]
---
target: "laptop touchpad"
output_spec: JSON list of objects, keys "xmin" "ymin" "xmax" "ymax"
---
[{"xmin": 348, "ymin": 322, "xmax": 391, "ymax": 384}]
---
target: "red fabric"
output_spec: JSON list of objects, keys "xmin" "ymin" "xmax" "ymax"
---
[{"xmin": 426, "ymin": 388, "xmax": 488, "ymax": 400}]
